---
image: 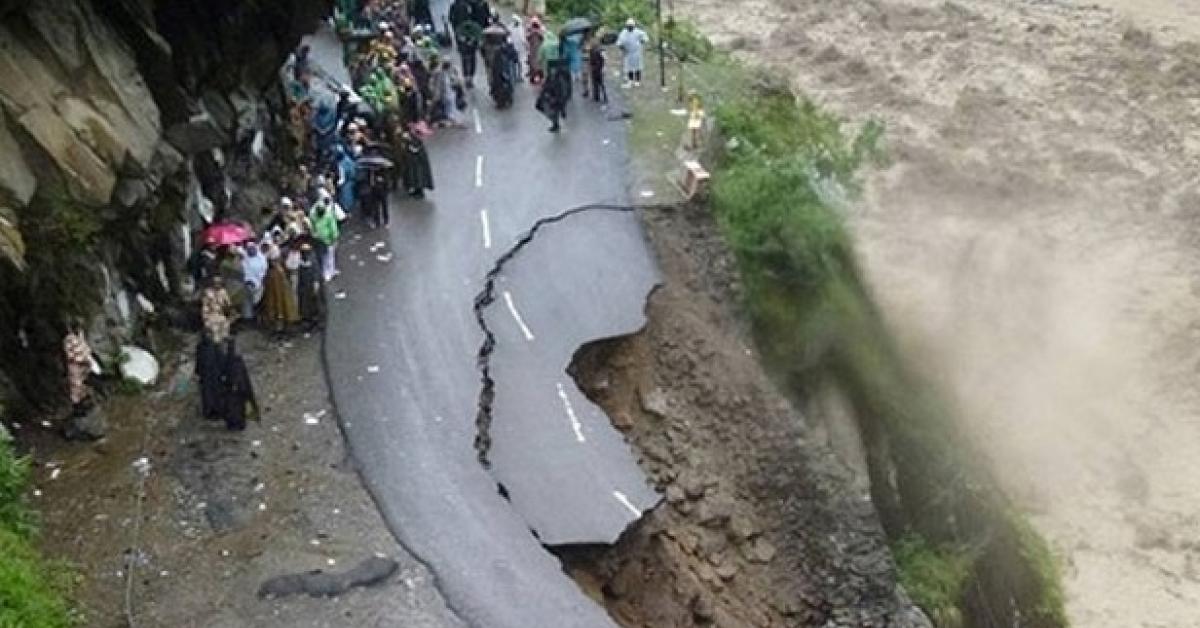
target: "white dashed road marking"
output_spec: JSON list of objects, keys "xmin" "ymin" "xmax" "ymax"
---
[
  {"xmin": 473, "ymin": 108, "xmax": 483, "ymax": 134},
  {"xmin": 555, "ymin": 382, "xmax": 586, "ymax": 443},
  {"xmin": 612, "ymin": 491, "xmax": 642, "ymax": 517},
  {"xmin": 475, "ymin": 155, "xmax": 484, "ymax": 188},
  {"xmin": 502, "ymin": 290, "xmax": 535, "ymax": 341},
  {"xmin": 480, "ymin": 209, "xmax": 492, "ymax": 249}
]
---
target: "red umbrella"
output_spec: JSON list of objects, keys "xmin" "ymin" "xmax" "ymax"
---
[{"xmin": 201, "ymin": 221, "xmax": 254, "ymax": 248}]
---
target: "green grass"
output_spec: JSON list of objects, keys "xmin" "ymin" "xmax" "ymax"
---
[
  {"xmin": 0, "ymin": 437, "xmax": 73, "ymax": 628},
  {"xmin": 893, "ymin": 534, "xmax": 973, "ymax": 628}
]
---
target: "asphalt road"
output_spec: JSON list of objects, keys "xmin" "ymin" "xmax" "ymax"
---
[{"xmin": 309, "ymin": 24, "xmax": 660, "ymax": 628}]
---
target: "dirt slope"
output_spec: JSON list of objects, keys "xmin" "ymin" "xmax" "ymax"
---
[{"xmin": 679, "ymin": 0, "xmax": 1200, "ymax": 625}]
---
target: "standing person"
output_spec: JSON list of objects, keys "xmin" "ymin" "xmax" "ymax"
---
[
  {"xmin": 368, "ymin": 168, "xmax": 392, "ymax": 228},
  {"xmin": 201, "ymin": 275, "xmax": 233, "ymax": 343},
  {"xmin": 218, "ymin": 339, "xmax": 258, "ymax": 432},
  {"xmin": 562, "ymin": 31, "xmax": 584, "ymax": 96},
  {"xmin": 311, "ymin": 194, "xmax": 341, "ymax": 282},
  {"xmin": 489, "ymin": 38, "xmax": 518, "ymax": 108},
  {"xmin": 63, "ymin": 323, "xmax": 93, "ymax": 417},
  {"xmin": 616, "ymin": 18, "xmax": 649, "ymax": 87},
  {"xmin": 526, "ymin": 17, "xmax": 545, "ymax": 83},
  {"xmin": 295, "ymin": 243, "xmax": 325, "ymax": 331},
  {"xmin": 294, "ymin": 243, "xmax": 324, "ymax": 331},
  {"xmin": 259, "ymin": 242, "xmax": 300, "ymax": 336},
  {"xmin": 431, "ymin": 60, "xmax": 466, "ymax": 126},
  {"xmin": 537, "ymin": 29, "xmax": 560, "ymax": 80},
  {"xmin": 336, "ymin": 145, "xmax": 357, "ymax": 216},
  {"xmin": 537, "ymin": 59, "xmax": 571, "ymax": 132},
  {"xmin": 588, "ymin": 40, "xmax": 608, "ymax": 104},
  {"xmin": 195, "ymin": 334, "xmax": 222, "ymax": 421},
  {"xmin": 397, "ymin": 131, "xmax": 435, "ymax": 198},
  {"xmin": 241, "ymin": 242, "xmax": 268, "ymax": 322},
  {"xmin": 219, "ymin": 248, "xmax": 246, "ymax": 329},
  {"xmin": 451, "ymin": 0, "xmax": 484, "ymax": 88}
]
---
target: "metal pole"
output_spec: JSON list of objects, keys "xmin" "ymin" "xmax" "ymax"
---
[{"xmin": 656, "ymin": 0, "xmax": 666, "ymax": 88}]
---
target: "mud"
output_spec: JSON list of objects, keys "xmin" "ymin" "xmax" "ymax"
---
[
  {"xmin": 679, "ymin": 0, "xmax": 1200, "ymax": 624},
  {"xmin": 24, "ymin": 330, "xmax": 461, "ymax": 627},
  {"xmin": 562, "ymin": 202, "xmax": 927, "ymax": 627}
]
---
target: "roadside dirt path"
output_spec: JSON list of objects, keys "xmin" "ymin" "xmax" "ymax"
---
[
  {"xmin": 26, "ymin": 331, "xmax": 461, "ymax": 627},
  {"xmin": 680, "ymin": 0, "xmax": 1200, "ymax": 625}
]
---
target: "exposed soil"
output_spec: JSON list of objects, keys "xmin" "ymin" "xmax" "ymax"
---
[
  {"xmin": 561, "ymin": 202, "xmax": 926, "ymax": 627},
  {"xmin": 678, "ymin": 0, "xmax": 1200, "ymax": 625},
  {"xmin": 22, "ymin": 330, "xmax": 461, "ymax": 627}
]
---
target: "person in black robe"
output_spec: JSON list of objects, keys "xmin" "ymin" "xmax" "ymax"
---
[
  {"xmin": 366, "ymin": 168, "xmax": 391, "ymax": 228},
  {"xmin": 398, "ymin": 131, "xmax": 434, "ymax": 198},
  {"xmin": 296, "ymin": 244, "xmax": 325, "ymax": 330},
  {"xmin": 196, "ymin": 334, "xmax": 223, "ymax": 421},
  {"xmin": 537, "ymin": 60, "xmax": 571, "ymax": 132},
  {"xmin": 489, "ymin": 39, "xmax": 518, "ymax": 108},
  {"xmin": 219, "ymin": 339, "xmax": 258, "ymax": 432}
]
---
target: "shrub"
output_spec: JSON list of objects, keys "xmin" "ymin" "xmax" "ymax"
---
[{"xmin": 893, "ymin": 534, "xmax": 973, "ymax": 627}]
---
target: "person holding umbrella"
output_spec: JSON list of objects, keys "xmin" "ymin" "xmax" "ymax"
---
[{"xmin": 559, "ymin": 18, "xmax": 591, "ymax": 96}]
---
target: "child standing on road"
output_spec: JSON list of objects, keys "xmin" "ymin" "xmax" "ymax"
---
[{"xmin": 589, "ymin": 42, "xmax": 608, "ymax": 105}]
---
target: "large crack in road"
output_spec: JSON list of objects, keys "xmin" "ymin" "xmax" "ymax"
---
[{"xmin": 472, "ymin": 203, "xmax": 639, "ymax": 469}]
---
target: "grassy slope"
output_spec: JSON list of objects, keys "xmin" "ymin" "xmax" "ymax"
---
[{"xmin": 0, "ymin": 438, "xmax": 72, "ymax": 628}]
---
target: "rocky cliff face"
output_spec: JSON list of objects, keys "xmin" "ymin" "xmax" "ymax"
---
[{"xmin": 0, "ymin": 0, "xmax": 327, "ymax": 411}]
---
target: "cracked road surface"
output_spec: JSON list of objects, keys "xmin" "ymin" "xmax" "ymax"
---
[{"xmin": 310, "ymin": 23, "xmax": 659, "ymax": 628}]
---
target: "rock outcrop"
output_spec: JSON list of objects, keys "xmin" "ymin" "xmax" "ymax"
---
[{"xmin": 0, "ymin": 0, "xmax": 326, "ymax": 410}]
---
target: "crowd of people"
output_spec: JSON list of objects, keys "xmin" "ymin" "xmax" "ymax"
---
[{"xmin": 182, "ymin": 1, "xmax": 653, "ymax": 430}]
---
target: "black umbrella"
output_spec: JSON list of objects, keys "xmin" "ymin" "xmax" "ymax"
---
[
  {"xmin": 560, "ymin": 17, "xmax": 592, "ymax": 36},
  {"xmin": 356, "ymin": 155, "xmax": 394, "ymax": 170}
]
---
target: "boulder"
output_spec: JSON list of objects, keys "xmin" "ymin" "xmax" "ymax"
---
[
  {"xmin": 258, "ymin": 556, "xmax": 399, "ymax": 599},
  {"xmin": 119, "ymin": 345, "xmax": 159, "ymax": 386},
  {"xmin": 166, "ymin": 112, "xmax": 229, "ymax": 154}
]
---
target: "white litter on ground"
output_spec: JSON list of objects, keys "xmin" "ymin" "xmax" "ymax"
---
[
  {"xmin": 366, "ymin": 365, "xmax": 380, "ymax": 374},
  {"xmin": 640, "ymin": 190, "xmax": 655, "ymax": 198}
]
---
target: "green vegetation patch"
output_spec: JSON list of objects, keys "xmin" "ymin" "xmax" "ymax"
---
[
  {"xmin": 893, "ymin": 534, "xmax": 973, "ymax": 627},
  {"xmin": 0, "ymin": 438, "xmax": 73, "ymax": 628},
  {"xmin": 695, "ymin": 57, "xmax": 1067, "ymax": 626}
]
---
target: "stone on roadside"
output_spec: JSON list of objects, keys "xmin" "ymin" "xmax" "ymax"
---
[
  {"xmin": 120, "ymin": 345, "xmax": 159, "ymax": 386},
  {"xmin": 258, "ymin": 556, "xmax": 398, "ymax": 599},
  {"xmin": 639, "ymin": 386, "xmax": 670, "ymax": 419},
  {"xmin": 64, "ymin": 406, "xmax": 107, "ymax": 441},
  {"xmin": 746, "ymin": 537, "xmax": 777, "ymax": 564},
  {"xmin": 696, "ymin": 495, "xmax": 732, "ymax": 527},
  {"xmin": 682, "ymin": 475, "xmax": 706, "ymax": 500},
  {"xmin": 716, "ymin": 561, "xmax": 739, "ymax": 581},
  {"xmin": 728, "ymin": 514, "xmax": 758, "ymax": 542},
  {"xmin": 665, "ymin": 484, "xmax": 686, "ymax": 504}
]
